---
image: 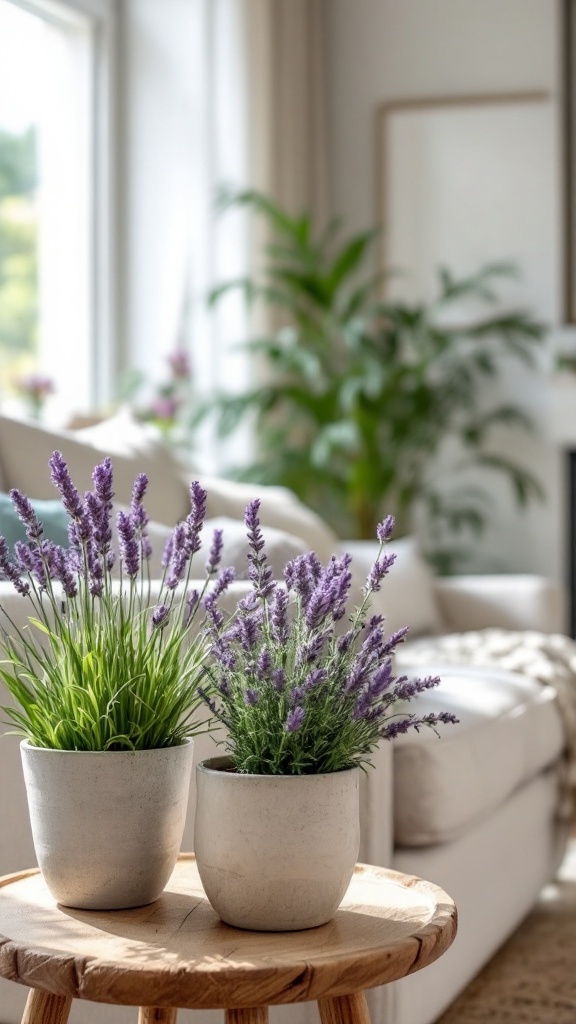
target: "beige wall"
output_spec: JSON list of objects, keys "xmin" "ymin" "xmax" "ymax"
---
[{"xmin": 325, "ymin": 0, "xmax": 566, "ymax": 582}]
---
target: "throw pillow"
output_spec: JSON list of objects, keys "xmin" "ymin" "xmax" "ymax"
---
[
  {"xmin": 0, "ymin": 492, "xmax": 69, "ymax": 553},
  {"xmin": 0, "ymin": 410, "xmax": 191, "ymax": 527},
  {"xmin": 345, "ymin": 536, "xmax": 444, "ymax": 638},
  {"xmin": 195, "ymin": 474, "xmax": 338, "ymax": 563}
]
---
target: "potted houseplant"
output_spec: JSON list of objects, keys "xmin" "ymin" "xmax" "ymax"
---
[
  {"xmin": 194, "ymin": 499, "xmax": 458, "ymax": 931},
  {"xmin": 199, "ymin": 189, "xmax": 545, "ymax": 573},
  {"xmin": 0, "ymin": 452, "xmax": 225, "ymax": 911}
]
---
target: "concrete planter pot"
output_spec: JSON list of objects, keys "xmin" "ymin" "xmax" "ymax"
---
[
  {"xmin": 195, "ymin": 755, "xmax": 360, "ymax": 931},
  {"xmin": 20, "ymin": 738, "xmax": 194, "ymax": 910}
]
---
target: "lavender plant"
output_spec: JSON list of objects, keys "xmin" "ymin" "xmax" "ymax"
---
[
  {"xmin": 200, "ymin": 501, "xmax": 458, "ymax": 775},
  {"xmin": 0, "ymin": 452, "xmax": 228, "ymax": 751}
]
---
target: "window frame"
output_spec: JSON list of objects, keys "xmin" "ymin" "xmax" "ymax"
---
[{"xmin": 4, "ymin": 0, "xmax": 118, "ymax": 410}]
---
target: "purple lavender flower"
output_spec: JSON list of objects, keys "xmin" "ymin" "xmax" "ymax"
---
[
  {"xmin": 165, "ymin": 523, "xmax": 188, "ymax": 589},
  {"xmin": 151, "ymin": 604, "xmax": 170, "ymax": 629},
  {"xmin": 211, "ymin": 565, "xmax": 236, "ymax": 601},
  {"xmin": 9, "ymin": 490, "xmax": 43, "ymax": 542},
  {"xmin": 271, "ymin": 587, "xmax": 289, "ymax": 644},
  {"xmin": 377, "ymin": 515, "xmax": 395, "ymax": 543},
  {"xmin": 116, "ymin": 510, "xmax": 140, "ymax": 578},
  {"xmin": 285, "ymin": 706, "xmax": 305, "ymax": 733},
  {"xmin": 203, "ymin": 567, "xmax": 235, "ymax": 629},
  {"xmin": 393, "ymin": 675, "xmax": 441, "ymax": 701},
  {"xmin": 186, "ymin": 481, "xmax": 207, "ymax": 556},
  {"xmin": 0, "ymin": 537, "xmax": 30, "ymax": 596},
  {"xmin": 84, "ymin": 492, "xmax": 111, "ymax": 555},
  {"xmin": 167, "ymin": 349, "xmax": 192, "ymax": 380},
  {"xmin": 381, "ymin": 625, "xmax": 410, "ymax": 655},
  {"xmin": 49, "ymin": 451, "xmax": 84, "ymax": 520},
  {"xmin": 284, "ymin": 551, "xmax": 322, "ymax": 605},
  {"xmin": 343, "ymin": 661, "xmax": 369, "ymax": 695},
  {"xmin": 380, "ymin": 709, "xmax": 458, "ymax": 740},
  {"xmin": 130, "ymin": 473, "xmax": 149, "ymax": 530},
  {"xmin": 182, "ymin": 588, "xmax": 199, "ymax": 628},
  {"xmin": 162, "ymin": 534, "xmax": 174, "ymax": 568},
  {"xmin": 53, "ymin": 547, "xmax": 78, "ymax": 598},
  {"xmin": 272, "ymin": 667, "xmax": 285, "ymax": 692},
  {"xmin": 206, "ymin": 528, "xmax": 223, "ymax": 575},
  {"xmin": 290, "ymin": 685, "xmax": 306, "ymax": 704},
  {"xmin": 257, "ymin": 647, "xmax": 272, "ymax": 679},
  {"xmin": 244, "ymin": 498, "xmax": 275, "ymax": 599},
  {"xmin": 366, "ymin": 551, "xmax": 396, "ymax": 593},
  {"xmin": 297, "ymin": 631, "xmax": 328, "ymax": 665},
  {"xmin": 244, "ymin": 688, "xmax": 259, "ymax": 706},
  {"xmin": 367, "ymin": 660, "xmax": 393, "ymax": 698},
  {"xmin": 13, "ymin": 541, "xmax": 45, "ymax": 587}
]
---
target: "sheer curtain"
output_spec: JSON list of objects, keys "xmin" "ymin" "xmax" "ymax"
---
[
  {"xmin": 118, "ymin": 0, "xmax": 328, "ymax": 471},
  {"xmin": 245, "ymin": 0, "xmax": 328, "ymax": 222}
]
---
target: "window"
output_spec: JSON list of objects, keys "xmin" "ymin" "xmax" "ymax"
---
[{"xmin": 0, "ymin": 0, "xmax": 115, "ymax": 424}]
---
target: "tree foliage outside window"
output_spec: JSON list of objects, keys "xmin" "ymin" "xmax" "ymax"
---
[{"xmin": 0, "ymin": 126, "xmax": 39, "ymax": 391}]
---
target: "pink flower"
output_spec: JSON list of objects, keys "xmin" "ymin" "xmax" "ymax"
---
[
  {"xmin": 150, "ymin": 395, "xmax": 182, "ymax": 421},
  {"xmin": 16, "ymin": 374, "xmax": 55, "ymax": 400},
  {"xmin": 167, "ymin": 349, "xmax": 192, "ymax": 380}
]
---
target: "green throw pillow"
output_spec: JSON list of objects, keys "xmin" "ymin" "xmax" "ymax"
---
[{"xmin": 0, "ymin": 492, "xmax": 69, "ymax": 552}]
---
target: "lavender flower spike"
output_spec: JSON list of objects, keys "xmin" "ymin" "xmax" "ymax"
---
[
  {"xmin": 285, "ymin": 706, "xmax": 305, "ymax": 733},
  {"xmin": 92, "ymin": 457, "xmax": 114, "ymax": 506},
  {"xmin": 377, "ymin": 515, "xmax": 395, "ymax": 543},
  {"xmin": 151, "ymin": 604, "xmax": 170, "ymax": 629},
  {"xmin": 0, "ymin": 537, "xmax": 30, "ymax": 596},
  {"xmin": 206, "ymin": 528, "xmax": 224, "ymax": 575},
  {"xmin": 116, "ymin": 510, "xmax": 140, "ymax": 578},
  {"xmin": 48, "ymin": 451, "xmax": 84, "ymax": 519},
  {"xmin": 186, "ymin": 480, "xmax": 208, "ymax": 556},
  {"xmin": 130, "ymin": 472, "xmax": 149, "ymax": 529},
  {"xmin": 9, "ymin": 489, "xmax": 43, "ymax": 542}
]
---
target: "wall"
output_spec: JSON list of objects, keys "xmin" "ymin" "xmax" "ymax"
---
[{"xmin": 324, "ymin": 0, "xmax": 565, "ymax": 583}]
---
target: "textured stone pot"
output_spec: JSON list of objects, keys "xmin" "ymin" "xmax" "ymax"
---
[
  {"xmin": 195, "ymin": 755, "xmax": 360, "ymax": 931},
  {"xmin": 20, "ymin": 738, "xmax": 194, "ymax": 910}
]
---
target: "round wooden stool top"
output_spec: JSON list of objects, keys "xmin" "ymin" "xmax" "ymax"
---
[{"xmin": 0, "ymin": 856, "xmax": 457, "ymax": 1010}]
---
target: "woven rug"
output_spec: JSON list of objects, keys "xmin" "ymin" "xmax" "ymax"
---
[{"xmin": 436, "ymin": 840, "xmax": 576, "ymax": 1023}]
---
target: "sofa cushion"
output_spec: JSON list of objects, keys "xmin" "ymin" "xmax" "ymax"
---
[
  {"xmin": 392, "ymin": 665, "xmax": 564, "ymax": 846},
  {"xmin": 345, "ymin": 536, "xmax": 444, "ymax": 638},
  {"xmin": 195, "ymin": 474, "xmax": 339, "ymax": 563},
  {"xmin": 0, "ymin": 411, "xmax": 190, "ymax": 527}
]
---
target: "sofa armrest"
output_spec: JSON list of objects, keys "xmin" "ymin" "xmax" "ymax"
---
[{"xmin": 432, "ymin": 574, "xmax": 567, "ymax": 635}]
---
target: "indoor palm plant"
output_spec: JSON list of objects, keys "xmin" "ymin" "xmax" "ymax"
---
[
  {"xmin": 194, "ymin": 499, "xmax": 458, "ymax": 931},
  {"xmin": 0, "ymin": 452, "xmax": 224, "ymax": 909},
  {"xmin": 202, "ymin": 189, "xmax": 545, "ymax": 573}
]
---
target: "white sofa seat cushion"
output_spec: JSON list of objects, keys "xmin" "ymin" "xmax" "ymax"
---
[{"xmin": 392, "ymin": 665, "xmax": 564, "ymax": 847}]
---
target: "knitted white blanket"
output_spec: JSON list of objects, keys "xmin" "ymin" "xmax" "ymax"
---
[{"xmin": 397, "ymin": 628, "xmax": 576, "ymax": 819}]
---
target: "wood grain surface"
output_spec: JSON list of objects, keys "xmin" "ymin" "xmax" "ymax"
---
[
  {"xmin": 21, "ymin": 991, "xmax": 72, "ymax": 1024},
  {"xmin": 0, "ymin": 857, "xmax": 457, "ymax": 1010}
]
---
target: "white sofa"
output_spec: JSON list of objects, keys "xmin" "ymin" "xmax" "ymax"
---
[{"xmin": 0, "ymin": 411, "xmax": 570, "ymax": 1024}]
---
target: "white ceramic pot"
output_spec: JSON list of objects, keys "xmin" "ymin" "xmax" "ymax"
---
[
  {"xmin": 194, "ymin": 755, "xmax": 360, "ymax": 931},
  {"xmin": 20, "ymin": 738, "xmax": 194, "ymax": 910}
]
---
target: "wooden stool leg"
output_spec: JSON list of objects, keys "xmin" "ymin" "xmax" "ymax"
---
[
  {"xmin": 225, "ymin": 1010, "xmax": 269, "ymax": 1024},
  {"xmin": 21, "ymin": 991, "xmax": 72, "ymax": 1024},
  {"xmin": 139, "ymin": 1012, "xmax": 178, "ymax": 1024},
  {"xmin": 318, "ymin": 992, "xmax": 371, "ymax": 1024}
]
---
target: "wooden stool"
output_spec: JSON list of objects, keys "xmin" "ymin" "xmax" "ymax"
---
[{"xmin": 0, "ymin": 855, "xmax": 457, "ymax": 1024}]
